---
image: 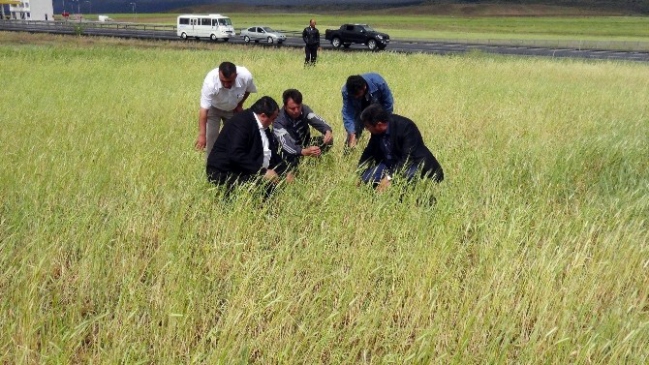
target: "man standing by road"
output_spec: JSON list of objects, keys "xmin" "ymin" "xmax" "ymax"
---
[
  {"xmin": 195, "ymin": 61, "xmax": 257, "ymax": 158},
  {"xmin": 273, "ymin": 89, "xmax": 333, "ymax": 171},
  {"xmin": 342, "ymin": 73, "xmax": 394, "ymax": 148},
  {"xmin": 302, "ymin": 19, "xmax": 320, "ymax": 66}
]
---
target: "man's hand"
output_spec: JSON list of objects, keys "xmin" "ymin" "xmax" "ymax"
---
[
  {"xmin": 195, "ymin": 134, "xmax": 206, "ymax": 151},
  {"xmin": 263, "ymin": 169, "xmax": 280, "ymax": 182},
  {"xmin": 346, "ymin": 133, "xmax": 357, "ymax": 148},
  {"xmin": 285, "ymin": 172, "xmax": 296, "ymax": 183},
  {"xmin": 233, "ymin": 104, "xmax": 244, "ymax": 113},
  {"xmin": 301, "ymin": 146, "xmax": 321, "ymax": 157},
  {"xmin": 376, "ymin": 176, "xmax": 392, "ymax": 193},
  {"xmin": 323, "ymin": 130, "xmax": 333, "ymax": 145}
]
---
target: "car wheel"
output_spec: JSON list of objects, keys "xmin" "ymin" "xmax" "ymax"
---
[
  {"xmin": 331, "ymin": 37, "xmax": 341, "ymax": 48},
  {"xmin": 243, "ymin": 35, "xmax": 250, "ymax": 43},
  {"xmin": 180, "ymin": 32, "xmax": 187, "ymax": 40},
  {"xmin": 210, "ymin": 34, "xmax": 217, "ymax": 41},
  {"xmin": 267, "ymin": 37, "xmax": 274, "ymax": 44},
  {"xmin": 343, "ymin": 43, "xmax": 351, "ymax": 48},
  {"xmin": 368, "ymin": 39, "xmax": 377, "ymax": 51}
]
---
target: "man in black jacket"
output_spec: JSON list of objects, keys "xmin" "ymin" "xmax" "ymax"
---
[
  {"xmin": 206, "ymin": 96, "xmax": 291, "ymax": 194},
  {"xmin": 302, "ymin": 19, "xmax": 320, "ymax": 66},
  {"xmin": 358, "ymin": 104, "xmax": 444, "ymax": 191}
]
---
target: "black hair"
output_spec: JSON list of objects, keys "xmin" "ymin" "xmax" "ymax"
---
[
  {"xmin": 346, "ymin": 75, "xmax": 367, "ymax": 96},
  {"xmin": 282, "ymin": 89, "xmax": 303, "ymax": 105},
  {"xmin": 218, "ymin": 61, "xmax": 237, "ymax": 78},
  {"xmin": 360, "ymin": 104, "xmax": 390, "ymax": 126},
  {"xmin": 251, "ymin": 96, "xmax": 279, "ymax": 117}
]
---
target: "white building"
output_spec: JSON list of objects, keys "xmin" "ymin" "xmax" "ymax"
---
[{"xmin": 5, "ymin": 0, "xmax": 54, "ymax": 20}]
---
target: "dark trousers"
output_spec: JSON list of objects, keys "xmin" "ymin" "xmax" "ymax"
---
[
  {"xmin": 304, "ymin": 44, "xmax": 318, "ymax": 65},
  {"xmin": 207, "ymin": 172, "xmax": 278, "ymax": 201}
]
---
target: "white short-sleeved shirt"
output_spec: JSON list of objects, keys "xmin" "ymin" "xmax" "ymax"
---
[{"xmin": 199, "ymin": 66, "xmax": 257, "ymax": 111}]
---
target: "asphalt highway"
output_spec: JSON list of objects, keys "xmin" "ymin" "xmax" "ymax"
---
[{"xmin": 1, "ymin": 20, "xmax": 648, "ymax": 63}]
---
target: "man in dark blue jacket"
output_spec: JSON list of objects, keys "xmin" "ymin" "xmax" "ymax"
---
[
  {"xmin": 358, "ymin": 104, "xmax": 443, "ymax": 192},
  {"xmin": 342, "ymin": 73, "xmax": 394, "ymax": 148},
  {"xmin": 206, "ymin": 96, "xmax": 291, "ymax": 194}
]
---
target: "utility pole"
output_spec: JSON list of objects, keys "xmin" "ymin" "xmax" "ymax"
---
[{"xmin": 129, "ymin": 2, "xmax": 136, "ymax": 21}]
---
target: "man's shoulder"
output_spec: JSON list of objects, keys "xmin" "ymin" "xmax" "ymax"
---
[
  {"xmin": 364, "ymin": 72, "xmax": 385, "ymax": 82},
  {"xmin": 274, "ymin": 109, "xmax": 290, "ymax": 126},
  {"xmin": 391, "ymin": 114, "xmax": 414, "ymax": 124},
  {"xmin": 235, "ymin": 66, "xmax": 253, "ymax": 79},
  {"xmin": 390, "ymin": 114, "xmax": 418, "ymax": 133},
  {"xmin": 230, "ymin": 109, "xmax": 255, "ymax": 124},
  {"xmin": 203, "ymin": 68, "xmax": 219, "ymax": 83},
  {"xmin": 301, "ymin": 104, "xmax": 314, "ymax": 114}
]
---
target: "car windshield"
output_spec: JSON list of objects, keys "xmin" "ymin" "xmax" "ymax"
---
[
  {"xmin": 361, "ymin": 25, "xmax": 375, "ymax": 32},
  {"xmin": 218, "ymin": 18, "xmax": 232, "ymax": 26},
  {"xmin": 262, "ymin": 27, "xmax": 276, "ymax": 33}
]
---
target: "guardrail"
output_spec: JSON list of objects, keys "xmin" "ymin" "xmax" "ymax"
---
[
  {"xmin": 0, "ymin": 19, "xmax": 175, "ymax": 31},
  {"xmin": 0, "ymin": 19, "xmax": 302, "ymax": 33}
]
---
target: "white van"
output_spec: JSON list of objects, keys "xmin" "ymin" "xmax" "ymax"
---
[{"xmin": 176, "ymin": 14, "xmax": 235, "ymax": 41}]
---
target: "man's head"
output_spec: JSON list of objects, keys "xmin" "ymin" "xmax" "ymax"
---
[
  {"xmin": 282, "ymin": 89, "xmax": 303, "ymax": 119},
  {"xmin": 309, "ymin": 19, "xmax": 316, "ymax": 28},
  {"xmin": 251, "ymin": 96, "xmax": 280, "ymax": 128},
  {"xmin": 360, "ymin": 104, "xmax": 390, "ymax": 135},
  {"xmin": 218, "ymin": 61, "xmax": 237, "ymax": 89},
  {"xmin": 346, "ymin": 75, "xmax": 367, "ymax": 99}
]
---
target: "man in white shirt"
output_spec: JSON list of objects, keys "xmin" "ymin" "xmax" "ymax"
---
[{"xmin": 195, "ymin": 61, "xmax": 257, "ymax": 158}]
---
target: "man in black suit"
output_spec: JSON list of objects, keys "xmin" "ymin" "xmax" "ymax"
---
[
  {"xmin": 358, "ymin": 104, "xmax": 444, "ymax": 192},
  {"xmin": 206, "ymin": 96, "xmax": 291, "ymax": 194}
]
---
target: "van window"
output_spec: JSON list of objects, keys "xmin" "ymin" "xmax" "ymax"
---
[
  {"xmin": 201, "ymin": 18, "xmax": 210, "ymax": 26},
  {"xmin": 179, "ymin": 18, "xmax": 189, "ymax": 25},
  {"xmin": 218, "ymin": 18, "xmax": 232, "ymax": 26}
]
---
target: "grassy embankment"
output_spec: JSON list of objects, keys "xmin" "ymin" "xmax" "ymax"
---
[
  {"xmin": 0, "ymin": 32, "xmax": 648, "ymax": 363},
  {"xmin": 104, "ymin": 10, "xmax": 649, "ymax": 51}
]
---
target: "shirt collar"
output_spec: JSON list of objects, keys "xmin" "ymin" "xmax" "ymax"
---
[{"xmin": 253, "ymin": 113, "xmax": 266, "ymax": 130}]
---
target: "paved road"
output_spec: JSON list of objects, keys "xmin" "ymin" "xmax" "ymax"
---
[{"xmin": 2, "ymin": 20, "xmax": 648, "ymax": 63}]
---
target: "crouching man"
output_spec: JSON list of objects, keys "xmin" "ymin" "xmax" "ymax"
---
[
  {"xmin": 207, "ymin": 96, "xmax": 292, "ymax": 197},
  {"xmin": 273, "ymin": 89, "xmax": 333, "ymax": 172},
  {"xmin": 358, "ymin": 104, "xmax": 444, "ymax": 192}
]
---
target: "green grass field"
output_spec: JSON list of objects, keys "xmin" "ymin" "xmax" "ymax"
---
[{"xmin": 1, "ymin": 32, "xmax": 648, "ymax": 363}]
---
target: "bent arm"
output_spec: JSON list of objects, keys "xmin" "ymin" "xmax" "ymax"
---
[
  {"xmin": 341, "ymin": 89, "xmax": 356, "ymax": 134},
  {"xmin": 274, "ymin": 127, "xmax": 302, "ymax": 156},
  {"xmin": 195, "ymin": 107, "xmax": 209, "ymax": 150},
  {"xmin": 379, "ymin": 81, "xmax": 394, "ymax": 113}
]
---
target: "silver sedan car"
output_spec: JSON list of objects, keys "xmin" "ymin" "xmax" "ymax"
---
[{"xmin": 240, "ymin": 26, "xmax": 287, "ymax": 44}]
